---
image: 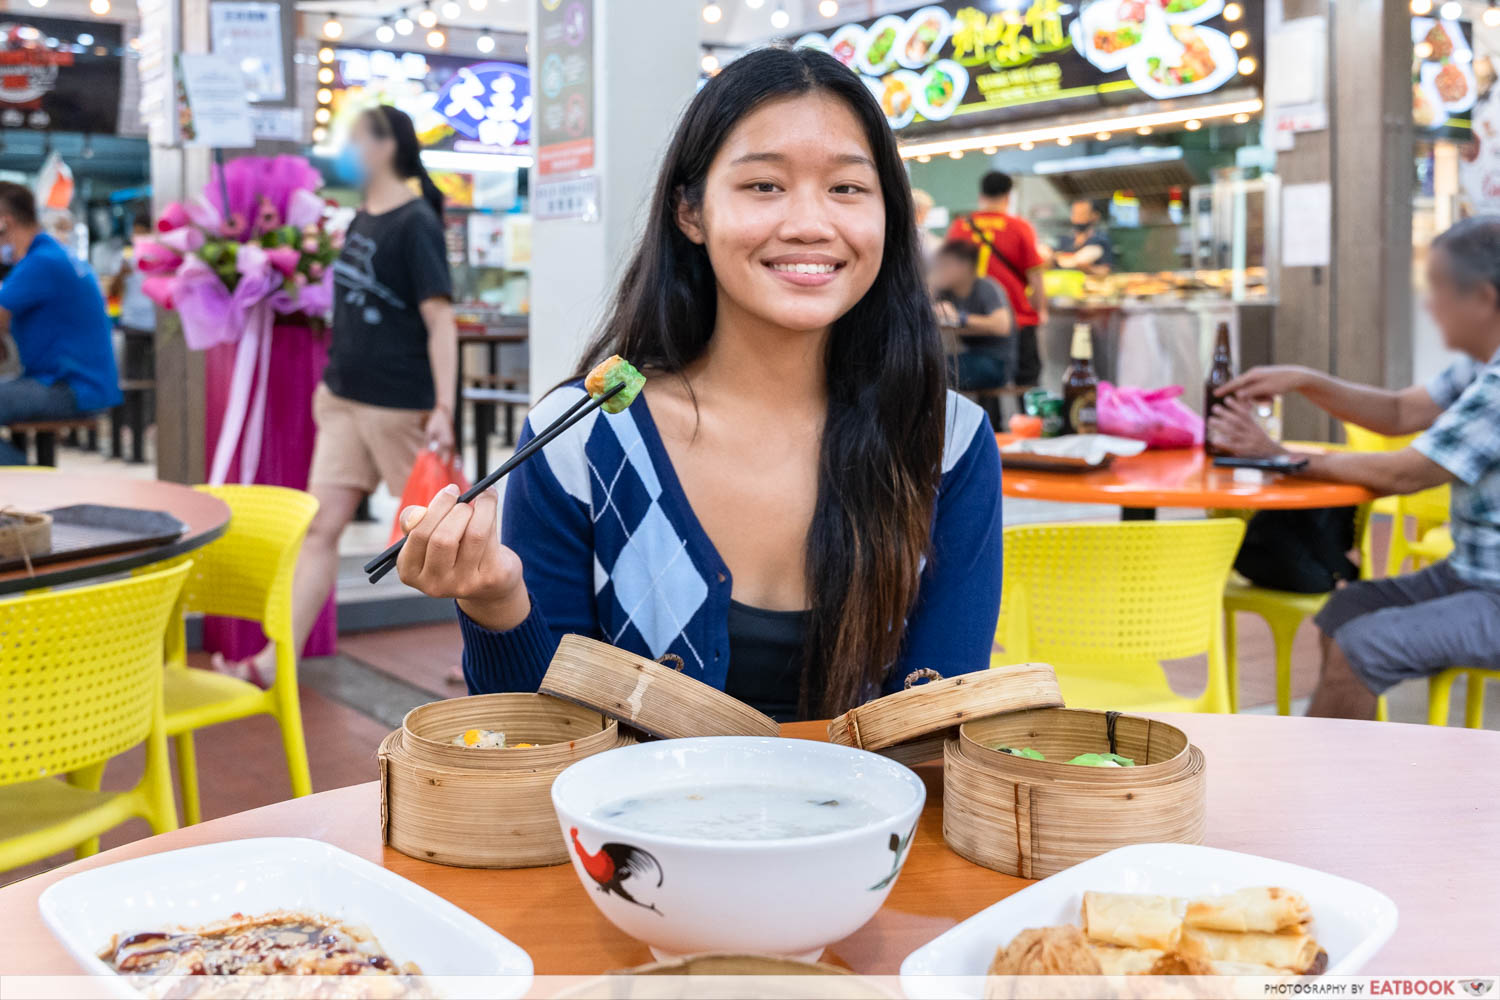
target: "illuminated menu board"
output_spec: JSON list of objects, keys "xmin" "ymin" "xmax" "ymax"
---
[{"xmin": 790, "ymin": 0, "xmax": 1263, "ymax": 135}]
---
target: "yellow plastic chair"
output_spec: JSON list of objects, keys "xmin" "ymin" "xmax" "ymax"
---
[
  {"xmin": 994, "ymin": 519, "xmax": 1246, "ymax": 713},
  {"xmin": 1427, "ymin": 668, "xmax": 1497, "ymax": 727},
  {"xmin": 0, "ymin": 563, "xmax": 189, "ymax": 871},
  {"xmin": 1339, "ymin": 422, "xmax": 1452, "ymax": 573},
  {"xmin": 164, "ymin": 485, "xmax": 319, "ymax": 824}
]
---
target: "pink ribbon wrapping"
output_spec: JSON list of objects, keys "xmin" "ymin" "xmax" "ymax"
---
[{"xmin": 205, "ymin": 244, "xmax": 284, "ymax": 486}]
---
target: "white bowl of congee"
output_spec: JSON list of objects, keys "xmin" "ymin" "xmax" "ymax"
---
[{"xmin": 550, "ymin": 736, "xmax": 926, "ymax": 961}]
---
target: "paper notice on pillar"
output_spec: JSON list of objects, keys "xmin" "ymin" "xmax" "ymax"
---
[
  {"xmin": 1281, "ymin": 182, "xmax": 1331, "ymax": 268},
  {"xmin": 534, "ymin": 172, "xmax": 600, "ymax": 223},
  {"xmin": 535, "ymin": 0, "xmax": 595, "ymax": 176},
  {"xmin": 177, "ymin": 54, "xmax": 254, "ymax": 148}
]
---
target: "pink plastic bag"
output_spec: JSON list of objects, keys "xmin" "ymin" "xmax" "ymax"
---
[{"xmin": 1097, "ymin": 381, "xmax": 1204, "ymax": 449}]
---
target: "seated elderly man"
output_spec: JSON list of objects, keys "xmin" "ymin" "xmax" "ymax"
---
[{"xmin": 1209, "ymin": 215, "xmax": 1500, "ymax": 720}]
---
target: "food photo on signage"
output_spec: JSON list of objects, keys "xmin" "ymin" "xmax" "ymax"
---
[{"xmin": 787, "ymin": 0, "xmax": 1261, "ymax": 134}]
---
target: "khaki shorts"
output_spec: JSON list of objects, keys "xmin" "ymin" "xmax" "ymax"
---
[{"xmin": 309, "ymin": 383, "xmax": 428, "ymax": 495}]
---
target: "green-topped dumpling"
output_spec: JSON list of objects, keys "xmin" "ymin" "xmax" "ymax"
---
[
  {"xmin": 997, "ymin": 746, "xmax": 1045, "ymax": 760},
  {"xmin": 1065, "ymin": 752, "xmax": 1136, "ymax": 768},
  {"xmin": 585, "ymin": 355, "xmax": 646, "ymax": 413}
]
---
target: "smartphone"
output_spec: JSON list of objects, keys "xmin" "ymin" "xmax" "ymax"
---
[{"xmin": 1211, "ymin": 455, "xmax": 1311, "ymax": 473}]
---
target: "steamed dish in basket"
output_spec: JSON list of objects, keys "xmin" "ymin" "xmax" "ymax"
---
[
  {"xmin": 987, "ymin": 887, "xmax": 1327, "ymax": 977},
  {"xmin": 450, "ymin": 728, "xmax": 537, "ymax": 749}
]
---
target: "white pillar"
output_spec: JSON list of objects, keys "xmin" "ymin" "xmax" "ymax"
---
[{"xmin": 527, "ymin": 0, "xmax": 700, "ymax": 397}]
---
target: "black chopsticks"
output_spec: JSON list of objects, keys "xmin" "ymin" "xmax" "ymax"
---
[{"xmin": 363, "ymin": 382, "xmax": 625, "ymax": 584}]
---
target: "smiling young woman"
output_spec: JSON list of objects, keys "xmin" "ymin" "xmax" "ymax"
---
[{"xmin": 395, "ymin": 47, "xmax": 1004, "ymax": 722}]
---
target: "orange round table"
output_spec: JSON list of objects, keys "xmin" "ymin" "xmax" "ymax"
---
[{"xmin": 996, "ymin": 435, "xmax": 1376, "ymax": 513}]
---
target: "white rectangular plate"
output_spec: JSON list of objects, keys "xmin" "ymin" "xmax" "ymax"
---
[
  {"xmin": 38, "ymin": 837, "xmax": 532, "ymax": 997},
  {"xmin": 900, "ymin": 843, "xmax": 1397, "ymax": 997}
]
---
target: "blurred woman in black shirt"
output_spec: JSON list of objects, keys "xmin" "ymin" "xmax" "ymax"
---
[{"xmin": 217, "ymin": 105, "xmax": 458, "ymax": 687}]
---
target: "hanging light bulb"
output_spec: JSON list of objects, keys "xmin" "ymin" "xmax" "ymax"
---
[
  {"xmin": 702, "ymin": 2, "xmax": 723, "ymax": 23},
  {"xmin": 1440, "ymin": 0, "xmax": 1462, "ymax": 18},
  {"xmin": 476, "ymin": 33, "xmax": 495, "ymax": 53},
  {"xmin": 395, "ymin": 16, "xmax": 414, "ymax": 35},
  {"xmin": 1184, "ymin": 119, "xmax": 1203, "ymax": 131},
  {"xmin": 1229, "ymin": 30, "xmax": 1248, "ymax": 48},
  {"xmin": 1056, "ymin": 135, "xmax": 1072, "ymax": 146},
  {"xmin": 1018, "ymin": 140, "xmax": 1034, "ymax": 150},
  {"xmin": 1237, "ymin": 56, "xmax": 1256, "ymax": 75},
  {"xmin": 982, "ymin": 145, "xmax": 998, "ymax": 155},
  {"xmin": 948, "ymin": 150, "xmax": 963, "ymax": 159},
  {"xmin": 376, "ymin": 21, "xmax": 395, "ymax": 43},
  {"xmin": 316, "ymin": 87, "xmax": 334, "ymax": 104},
  {"xmin": 469, "ymin": 0, "xmax": 488, "ymax": 9},
  {"xmin": 427, "ymin": 28, "xmax": 447, "ymax": 47},
  {"xmin": 1096, "ymin": 131, "xmax": 1112, "ymax": 140},
  {"xmin": 916, "ymin": 154, "xmax": 931, "ymax": 163},
  {"xmin": 317, "ymin": 66, "xmax": 335, "ymax": 83},
  {"xmin": 313, "ymin": 126, "xmax": 329, "ymax": 143},
  {"xmin": 1136, "ymin": 125, "xmax": 1153, "ymax": 135},
  {"xmin": 770, "ymin": 4, "xmax": 790, "ymax": 29},
  {"xmin": 441, "ymin": 0, "xmax": 463, "ymax": 18},
  {"xmin": 1410, "ymin": 0, "xmax": 1432, "ymax": 14},
  {"xmin": 1232, "ymin": 112, "xmax": 1252, "ymax": 124},
  {"xmin": 417, "ymin": 4, "xmax": 439, "ymax": 28},
  {"xmin": 89, "ymin": 0, "xmax": 110, "ymax": 13},
  {"xmin": 322, "ymin": 13, "xmax": 343, "ymax": 39},
  {"xmin": 1486, "ymin": 2, "xmax": 1500, "ymax": 26},
  {"xmin": 318, "ymin": 46, "xmax": 335, "ymax": 62},
  {"xmin": 701, "ymin": 52, "xmax": 720, "ymax": 73},
  {"xmin": 1223, "ymin": 1, "xmax": 1242, "ymax": 18},
  {"xmin": 314, "ymin": 107, "xmax": 332, "ymax": 124},
  {"xmin": 818, "ymin": 0, "xmax": 838, "ymax": 16}
]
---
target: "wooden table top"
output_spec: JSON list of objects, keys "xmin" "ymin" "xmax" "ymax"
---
[
  {"xmin": 2, "ymin": 714, "xmax": 1494, "ymax": 976},
  {"xmin": 996, "ymin": 435, "xmax": 1376, "ymax": 510},
  {"xmin": 0, "ymin": 472, "xmax": 230, "ymax": 594}
]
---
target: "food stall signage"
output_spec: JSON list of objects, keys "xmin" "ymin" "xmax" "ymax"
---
[
  {"xmin": 791, "ymin": 0, "xmax": 1262, "ymax": 136},
  {"xmin": 320, "ymin": 48, "xmax": 531, "ymax": 157},
  {"xmin": 0, "ymin": 16, "xmax": 122, "ymax": 132}
]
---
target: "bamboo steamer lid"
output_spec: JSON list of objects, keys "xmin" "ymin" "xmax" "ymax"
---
[
  {"xmin": 942, "ymin": 707, "xmax": 1206, "ymax": 879},
  {"xmin": 379, "ymin": 692, "xmax": 632, "ymax": 868},
  {"xmin": 541, "ymin": 634, "xmax": 779, "ymax": 740},
  {"xmin": 826, "ymin": 663, "xmax": 1064, "ymax": 765}
]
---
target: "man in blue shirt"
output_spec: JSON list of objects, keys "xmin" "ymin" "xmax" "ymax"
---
[{"xmin": 0, "ymin": 181, "xmax": 121, "ymax": 464}]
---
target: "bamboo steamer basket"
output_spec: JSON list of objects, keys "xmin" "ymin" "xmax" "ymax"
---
[
  {"xmin": 0, "ymin": 509, "xmax": 50, "ymax": 562},
  {"xmin": 826, "ymin": 664, "xmax": 1064, "ymax": 766},
  {"xmin": 541, "ymin": 634, "xmax": 779, "ymax": 739},
  {"xmin": 943, "ymin": 707, "xmax": 1206, "ymax": 879},
  {"xmin": 379, "ymin": 692, "xmax": 632, "ymax": 868},
  {"xmin": 556, "ymin": 954, "xmax": 895, "ymax": 999}
]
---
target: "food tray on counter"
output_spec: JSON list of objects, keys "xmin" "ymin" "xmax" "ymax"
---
[{"xmin": 0, "ymin": 504, "xmax": 186, "ymax": 574}]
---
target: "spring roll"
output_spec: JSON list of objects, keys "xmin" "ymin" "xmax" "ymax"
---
[
  {"xmin": 1088, "ymin": 944, "xmax": 1165, "ymax": 975},
  {"xmin": 1177, "ymin": 927, "xmax": 1320, "ymax": 973},
  {"xmin": 1080, "ymin": 892, "xmax": 1185, "ymax": 950},
  {"xmin": 1184, "ymin": 887, "xmax": 1311, "ymax": 933}
]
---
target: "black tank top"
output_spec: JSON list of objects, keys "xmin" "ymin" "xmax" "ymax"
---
[{"xmin": 724, "ymin": 600, "xmax": 807, "ymax": 723}]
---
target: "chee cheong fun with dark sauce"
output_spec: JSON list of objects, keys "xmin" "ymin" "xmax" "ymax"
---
[{"xmin": 100, "ymin": 910, "xmax": 423, "ymax": 979}]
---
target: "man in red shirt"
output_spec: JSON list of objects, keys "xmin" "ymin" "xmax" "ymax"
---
[{"xmin": 945, "ymin": 171, "xmax": 1048, "ymax": 386}]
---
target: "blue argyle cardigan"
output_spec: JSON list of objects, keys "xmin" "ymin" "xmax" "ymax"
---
[{"xmin": 457, "ymin": 383, "xmax": 1003, "ymax": 702}]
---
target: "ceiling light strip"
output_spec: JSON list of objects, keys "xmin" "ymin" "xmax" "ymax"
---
[{"xmin": 897, "ymin": 98, "xmax": 1264, "ymax": 159}]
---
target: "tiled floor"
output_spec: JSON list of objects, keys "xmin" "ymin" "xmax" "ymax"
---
[{"xmin": 8, "ymin": 445, "xmax": 1498, "ymax": 890}]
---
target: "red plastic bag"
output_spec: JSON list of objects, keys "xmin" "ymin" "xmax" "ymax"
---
[
  {"xmin": 388, "ymin": 448, "xmax": 472, "ymax": 544},
  {"xmin": 1096, "ymin": 381, "xmax": 1204, "ymax": 449}
]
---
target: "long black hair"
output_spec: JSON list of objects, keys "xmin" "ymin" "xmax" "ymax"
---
[
  {"xmin": 575, "ymin": 46, "xmax": 946, "ymax": 717},
  {"xmin": 362, "ymin": 104, "xmax": 444, "ymax": 219}
]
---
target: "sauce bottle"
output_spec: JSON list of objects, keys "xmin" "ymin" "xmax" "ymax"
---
[
  {"xmin": 1203, "ymin": 322, "xmax": 1235, "ymax": 456},
  {"xmin": 1062, "ymin": 323, "xmax": 1098, "ymax": 435}
]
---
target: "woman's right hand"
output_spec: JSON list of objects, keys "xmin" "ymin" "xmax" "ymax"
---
[
  {"xmin": 1216, "ymin": 365, "xmax": 1316, "ymax": 401},
  {"xmin": 396, "ymin": 484, "xmax": 531, "ymax": 631}
]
